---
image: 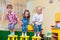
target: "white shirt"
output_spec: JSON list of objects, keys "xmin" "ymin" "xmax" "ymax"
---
[{"xmin": 32, "ymin": 13, "xmax": 43, "ymax": 25}]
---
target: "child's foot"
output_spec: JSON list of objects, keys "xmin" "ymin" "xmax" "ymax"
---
[
  {"xmin": 9, "ymin": 34, "xmax": 13, "ymax": 36},
  {"xmin": 25, "ymin": 34, "xmax": 27, "ymax": 36},
  {"xmin": 11, "ymin": 32, "xmax": 15, "ymax": 35},
  {"xmin": 9, "ymin": 32, "xmax": 15, "ymax": 36},
  {"xmin": 38, "ymin": 35, "xmax": 40, "ymax": 37},
  {"xmin": 22, "ymin": 33, "xmax": 24, "ymax": 36},
  {"xmin": 25, "ymin": 32, "xmax": 27, "ymax": 36},
  {"xmin": 38, "ymin": 34, "xmax": 40, "ymax": 37},
  {"xmin": 34, "ymin": 34, "xmax": 36, "ymax": 36},
  {"xmin": 22, "ymin": 34, "xmax": 24, "ymax": 36}
]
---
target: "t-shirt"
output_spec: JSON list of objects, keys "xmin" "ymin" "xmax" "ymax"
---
[{"xmin": 32, "ymin": 13, "xmax": 43, "ymax": 25}]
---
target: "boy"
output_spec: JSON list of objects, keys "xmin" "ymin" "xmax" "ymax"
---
[
  {"xmin": 5, "ymin": 4, "xmax": 18, "ymax": 36},
  {"xmin": 32, "ymin": 6, "xmax": 43, "ymax": 37}
]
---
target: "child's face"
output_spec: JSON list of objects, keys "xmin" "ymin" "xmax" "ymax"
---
[
  {"xmin": 7, "ymin": 7, "xmax": 12, "ymax": 13},
  {"xmin": 25, "ymin": 12, "xmax": 29, "ymax": 17},
  {"xmin": 36, "ymin": 7, "xmax": 42, "ymax": 14}
]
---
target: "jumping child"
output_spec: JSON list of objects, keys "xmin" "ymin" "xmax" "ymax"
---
[
  {"xmin": 32, "ymin": 6, "xmax": 43, "ymax": 37},
  {"xmin": 21, "ymin": 10, "xmax": 30, "ymax": 36},
  {"xmin": 5, "ymin": 4, "xmax": 18, "ymax": 36}
]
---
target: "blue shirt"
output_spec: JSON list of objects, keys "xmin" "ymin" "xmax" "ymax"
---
[{"xmin": 22, "ymin": 18, "xmax": 29, "ymax": 26}]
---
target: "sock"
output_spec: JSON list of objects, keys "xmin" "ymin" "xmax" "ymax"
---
[
  {"xmin": 34, "ymin": 33, "xmax": 36, "ymax": 36},
  {"xmin": 38, "ymin": 33, "xmax": 40, "ymax": 37},
  {"xmin": 12, "ymin": 32, "xmax": 15, "ymax": 35},
  {"xmin": 10, "ymin": 32, "xmax": 12, "ymax": 34},
  {"xmin": 22, "ymin": 32, "xmax": 24, "ymax": 36},
  {"xmin": 11, "ymin": 32, "xmax": 15, "ymax": 35},
  {"xmin": 25, "ymin": 32, "xmax": 27, "ymax": 36},
  {"xmin": 9, "ymin": 32, "xmax": 14, "ymax": 36}
]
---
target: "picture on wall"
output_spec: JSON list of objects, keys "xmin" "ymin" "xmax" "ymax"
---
[
  {"xmin": 49, "ymin": 0, "xmax": 53, "ymax": 3},
  {"xmin": 59, "ymin": 0, "xmax": 60, "ymax": 1}
]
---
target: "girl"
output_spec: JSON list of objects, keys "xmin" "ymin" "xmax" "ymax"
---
[
  {"xmin": 32, "ymin": 6, "xmax": 43, "ymax": 37},
  {"xmin": 21, "ymin": 10, "xmax": 30, "ymax": 36}
]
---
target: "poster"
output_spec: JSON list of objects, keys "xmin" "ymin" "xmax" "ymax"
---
[{"xmin": 49, "ymin": 0, "xmax": 53, "ymax": 3}]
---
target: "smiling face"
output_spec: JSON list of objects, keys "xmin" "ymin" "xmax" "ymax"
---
[
  {"xmin": 36, "ymin": 6, "xmax": 42, "ymax": 14},
  {"xmin": 7, "ymin": 8, "xmax": 12, "ymax": 13},
  {"xmin": 23, "ymin": 10, "xmax": 30, "ymax": 18},
  {"xmin": 24, "ymin": 12, "xmax": 29, "ymax": 17}
]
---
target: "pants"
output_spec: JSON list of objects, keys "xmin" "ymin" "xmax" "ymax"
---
[
  {"xmin": 34, "ymin": 24, "xmax": 42, "ymax": 32},
  {"xmin": 22, "ymin": 25, "xmax": 28, "ymax": 32},
  {"xmin": 8, "ymin": 23, "xmax": 16, "ymax": 30}
]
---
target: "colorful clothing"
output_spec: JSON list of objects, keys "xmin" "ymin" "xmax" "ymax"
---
[
  {"xmin": 6, "ymin": 12, "xmax": 18, "ymax": 24},
  {"xmin": 6, "ymin": 12, "xmax": 17, "ymax": 29},
  {"xmin": 22, "ymin": 18, "xmax": 29, "ymax": 32}
]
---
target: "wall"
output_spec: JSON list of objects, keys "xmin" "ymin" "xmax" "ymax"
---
[
  {"xmin": 0, "ymin": 0, "xmax": 60, "ymax": 34},
  {"xmin": 34, "ymin": 0, "xmax": 60, "ymax": 34}
]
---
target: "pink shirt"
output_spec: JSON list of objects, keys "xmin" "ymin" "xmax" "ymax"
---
[{"xmin": 6, "ymin": 12, "xmax": 18, "ymax": 24}]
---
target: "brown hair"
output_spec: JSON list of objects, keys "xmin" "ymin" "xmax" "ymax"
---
[
  {"xmin": 7, "ymin": 4, "xmax": 13, "ymax": 9},
  {"xmin": 23, "ymin": 10, "xmax": 30, "ymax": 21}
]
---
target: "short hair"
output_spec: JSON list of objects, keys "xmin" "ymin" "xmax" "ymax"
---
[{"xmin": 7, "ymin": 4, "xmax": 13, "ymax": 9}]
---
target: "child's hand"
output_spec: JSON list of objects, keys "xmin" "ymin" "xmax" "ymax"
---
[
  {"xmin": 35, "ymin": 22, "xmax": 40, "ymax": 25},
  {"xmin": 29, "ymin": 23, "xmax": 34, "ymax": 26},
  {"xmin": 20, "ymin": 21, "xmax": 23, "ymax": 26},
  {"xmin": 9, "ymin": 22, "xmax": 12, "ymax": 24},
  {"xmin": 6, "ymin": 20, "xmax": 10, "ymax": 24},
  {"xmin": 21, "ymin": 21, "xmax": 23, "ymax": 25}
]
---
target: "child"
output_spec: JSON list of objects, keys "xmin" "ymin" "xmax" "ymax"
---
[
  {"xmin": 5, "ymin": 4, "xmax": 18, "ymax": 36},
  {"xmin": 32, "ymin": 6, "xmax": 43, "ymax": 37},
  {"xmin": 21, "ymin": 10, "xmax": 30, "ymax": 36},
  {"xmin": 55, "ymin": 21, "xmax": 60, "ymax": 28}
]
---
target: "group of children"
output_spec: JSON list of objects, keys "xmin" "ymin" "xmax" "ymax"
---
[{"xmin": 5, "ymin": 4, "xmax": 43, "ymax": 37}]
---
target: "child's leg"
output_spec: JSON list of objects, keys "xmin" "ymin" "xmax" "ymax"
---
[
  {"xmin": 37, "ymin": 32, "xmax": 40, "ymax": 37},
  {"xmin": 34, "ymin": 24, "xmax": 38, "ymax": 36},
  {"xmin": 22, "ymin": 32, "xmax": 24, "ymax": 36},
  {"xmin": 10, "ymin": 29, "xmax": 15, "ymax": 35},
  {"xmin": 22, "ymin": 32, "xmax": 27, "ymax": 36},
  {"xmin": 11, "ymin": 23, "xmax": 15, "ymax": 35},
  {"xmin": 25, "ymin": 25, "xmax": 28, "ymax": 36},
  {"xmin": 34, "ymin": 32, "xmax": 37, "ymax": 36},
  {"xmin": 9, "ymin": 23, "xmax": 15, "ymax": 35},
  {"xmin": 22, "ymin": 26, "xmax": 25, "ymax": 36},
  {"xmin": 38, "ymin": 24, "xmax": 42, "ymax": 37},
  {"xmin": 8, "ymin": 24, "xmax": 12, "ymax": 35},
  {"xmin": 25, "ymin": 32, "xmax": 27, "ymax": 36}
]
